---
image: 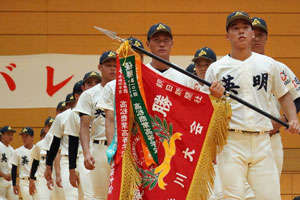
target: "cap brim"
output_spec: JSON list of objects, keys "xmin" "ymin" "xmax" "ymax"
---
[
  {"xmin": 227, "ymin": 16, "xmax": 252, "ymax": 30},
  {"xmin": 252, "ymin": 25, "xmax": 268, "ymax": 33},
  {"xmin": 83, "ymin": 75, "xmax": 102, "ymax": 83},
  {"xmin": 192, "ymin": 56, "xmax": 215, "ymax": 62},
  {"xmin": 3, "ymin": 130, "xmax": 16, "ymax": 133},
  {"xmin": 19, "ymin": 132, "xmax": 32, "ymax": 135},
  {"xmin": 100, "ymin": 57, "xmax": 116, "ymax": 64},
  {"xmin": 45, "ymin": 122, "xmax": 53, "ymax": 126},
  {"xmin": 148, "ymin": 29, "xmax": 172, "ymax": 39}
]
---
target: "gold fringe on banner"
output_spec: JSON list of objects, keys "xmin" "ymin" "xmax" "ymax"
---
[
  {"xmin": 186, "ymin": 96, "xmax": 231, "ymax": 200},
  {"xmin": 118, "ymin": 41, "xmax": 142, "ymax": 200},
  {"xmin": 119, "ymin": 106, "xmax": 142, "ymax": 200}
]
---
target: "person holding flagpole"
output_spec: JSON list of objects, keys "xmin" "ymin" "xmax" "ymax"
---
[{"xmin": 204, "ymin": 11, "xmax": 300, "ymax": 199}]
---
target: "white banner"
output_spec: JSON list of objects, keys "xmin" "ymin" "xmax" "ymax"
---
[{"xmin": 0, "ymin": 54, "xmax": 194, "ymax": 108}]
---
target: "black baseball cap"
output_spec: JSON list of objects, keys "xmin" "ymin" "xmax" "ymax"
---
[
  {"xmin": 1, "ymin": 126, "xmax": 16, "ymax": 134},
  {"xmin": 127, "ymin": 37, "xmax": 144, "ymax": 49},
  {"xmin": 192, "ymin": 47, "xmax": 217, "ymax": 63},
  {"xmin": 251, "ymin": 17, "xmax": 268, "ymax": 33},
  {"xmin": 186, "ymin": 63, "xmax": 196, "ymax": 74},
  {"xmin": 147, "ymin": 23, "xmax": 172, "ymax": 41},
  {"xmin": 73, "ymin": 80, "xmax": 83, "ymax": 94},
  {"xmin": 20, "ymin": 127, "xmax": 34, "ymax": 136},
  {"xmin": 44, "ymin": 117, "xmax": 54, "ymax": 127},
  {"xmin": 56, "ymin": 101, "xmax": 66, "ymax": 112},
  {"xmin": 226, "ymin": 11, "xmax": 252, "ymax": 31},
  {"xmin": 82, "ymin": 71, "xmax": 101, "ymax": 84},
  {"xmin": 65, "ymin": 93, "xmax": 75, "ymax": 103},
  {"xmin": 99, "ymin": 50, "xmax": 116, "ymax": 64}
]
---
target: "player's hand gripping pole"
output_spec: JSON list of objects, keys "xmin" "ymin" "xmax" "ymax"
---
[{"xmin": 94, "ymin": 26, "xmax": 289, "ymax": 129}]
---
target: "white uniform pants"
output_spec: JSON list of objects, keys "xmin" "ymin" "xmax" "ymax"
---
[
  {"xmin": 91, "ymin": 142, "xmax": 110, "ymax": 200},
  {"xmin": 208, "ymin": 164, "xmax": 223, "ymax": 200},
  {"xmin": 0, "ymin": 179, "xmax": 19, "ymax": 200},
  {"xmin": 270, "ymin": 133, "xmax": 283, "ymax": 176},
  {"xmin": 51, "ymin": 171, "xmax": 65, "ymax": 200},
  {"xmin": 78, "ymin": 155, "xmax": 94, "ymax": 199},
  {"xmin": 35, "ymin": 177, "xmax": 52, "ymax": 200},
  {"xmin": 217, "ymin": 131, "xmax": 280, "ymax": 200},
  {"xmin": 20, "ymin": 179, "xmax": 38, "ymax": 200},
  {"xmin": 244, "ymin": 133, "xmax": 284, "ymax": 200},
  {"xmin": 60, "ymin": 156, "xmax": 83, "ymax": 200}
]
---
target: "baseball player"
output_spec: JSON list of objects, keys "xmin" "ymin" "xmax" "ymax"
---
[
  {"xmin": 0, "ymin": 126, "xmax": 19, "ymax": 200},
  {"xmin": 252, "ymin": 16, "xmax": 300, "ymax": 173},
  {"xmin": 204, "ymin": 11, "xmax": 300, "ymax": 199},
  {"xmin": 187, "ymin": 47, "xmax": 217, "ymax": 92},
  {"xmin": 10, "ymin": 127, "xmax": 36, "ymax": 200},
  {"xmin": 74, "ymin": 50, "xmax": 116, "ymax": 200},
  {"xmin": 97, "ymin": 37, "xmax": 145, "ymax": 159},
  {"xmin": 44, "ymin": 81, "xmax": 84, "ymax": 200},
  {"xmin": 56, "ymin": 101, "xmax": 67, "ymax": 115},
  {"xmin": 39, "ymin": 101, "xmax": 68, "ymax": 200},
  {"xmin": 41, "ymin": 101, "xmax": 67, "ymax": 154},
  {"xmin": 146, "ymin": 23, "xmax": 223, "ymax": 96},
  {"xmin": 185, "ymin": 63, "xmax": 196, "ymax": 75},
  {"xmin": 29, "ymin": 118, "xmax": 54, "ymax": 200},
  {"xmin": 66, "ymin": 72, "xmax": 103, "ymax": 199},
  {"xmin": 187, "ymin": 47, "xmax": 223, "ymax": 200},
  {"xmin": 145, "ymin": 23, "xmax": 191, "ymax": 86}
]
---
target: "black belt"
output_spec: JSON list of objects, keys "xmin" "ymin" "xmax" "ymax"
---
[
  {"xmin": 93, "ymin": 140, "xmax": 107, "ymax": 145},
  {"xmin": 228, "ymin": 129, "xmax": 268, "ymax": 134}
]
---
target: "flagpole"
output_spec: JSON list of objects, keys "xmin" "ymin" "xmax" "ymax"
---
[
  {"xmin": 131, "ymin": 45, "xmax": 290, "ymax": 129},
  {"xmin": 92, "ymin": 26, "xmax": 289, "ymax": 129}
]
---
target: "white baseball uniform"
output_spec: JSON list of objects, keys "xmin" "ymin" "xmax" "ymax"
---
[
  {"xmin": 30, "ymin": 140, "xmax": 53, "ymax": 200},
  {"xmin": 74, "ymin": 83, "xmax": 110, "ymax": 200},
  {"xmin": 10, "ymin": 145, "xmax": 36, "ymax": 200},
  {"xmin": 0, "ymin": 142, "xmax": 19, "ymax": 200},
  {"xmin": 40, "ymin": 116, "xmax": 66, "ymax": 200},
  {"xmin": 205, "ymin": 52, "xmax": 288, "ymax": 199},
  {"xmin": 64, "ymin": 109, "xmax": 94, "ymax": 199},
  {"xmin": 52, "ymin": 108, "xmax": 83, "ymax": 200}
]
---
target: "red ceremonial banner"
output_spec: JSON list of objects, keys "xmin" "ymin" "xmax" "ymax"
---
[{"xmin": 108, "ymin": 42, "xmax": 230, "ymax": 200}]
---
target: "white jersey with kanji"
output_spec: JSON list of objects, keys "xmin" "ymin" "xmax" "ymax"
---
[
  {"xmin": 10, "ymin": 145, "xmax": 34, "ymax": 179},
  {"xmin": 0, "ymin": 142, "xmax": 14, "ymax": 183},
  {"xmin": 205, "ymin": 52, "xmax": 288, "ymax": 131},
  {"xmin": 97, "ymin": 80, "xmax": 116, "ymax": 112},
  {"xmin": 145, "ymin": 63, "xmax": 191, "ymax": 86},
  {"xmin": 74, "ymin": 84, "xmax": 106, "ymax": 141},
  {"xmin": 30, "ymin": 140, "xmax": 47, "ymax": 179}
]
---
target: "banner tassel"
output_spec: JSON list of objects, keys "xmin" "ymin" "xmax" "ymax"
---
[{"xmin": 187, "ymin": 96, "xmax": 231, "ymax": 200}]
